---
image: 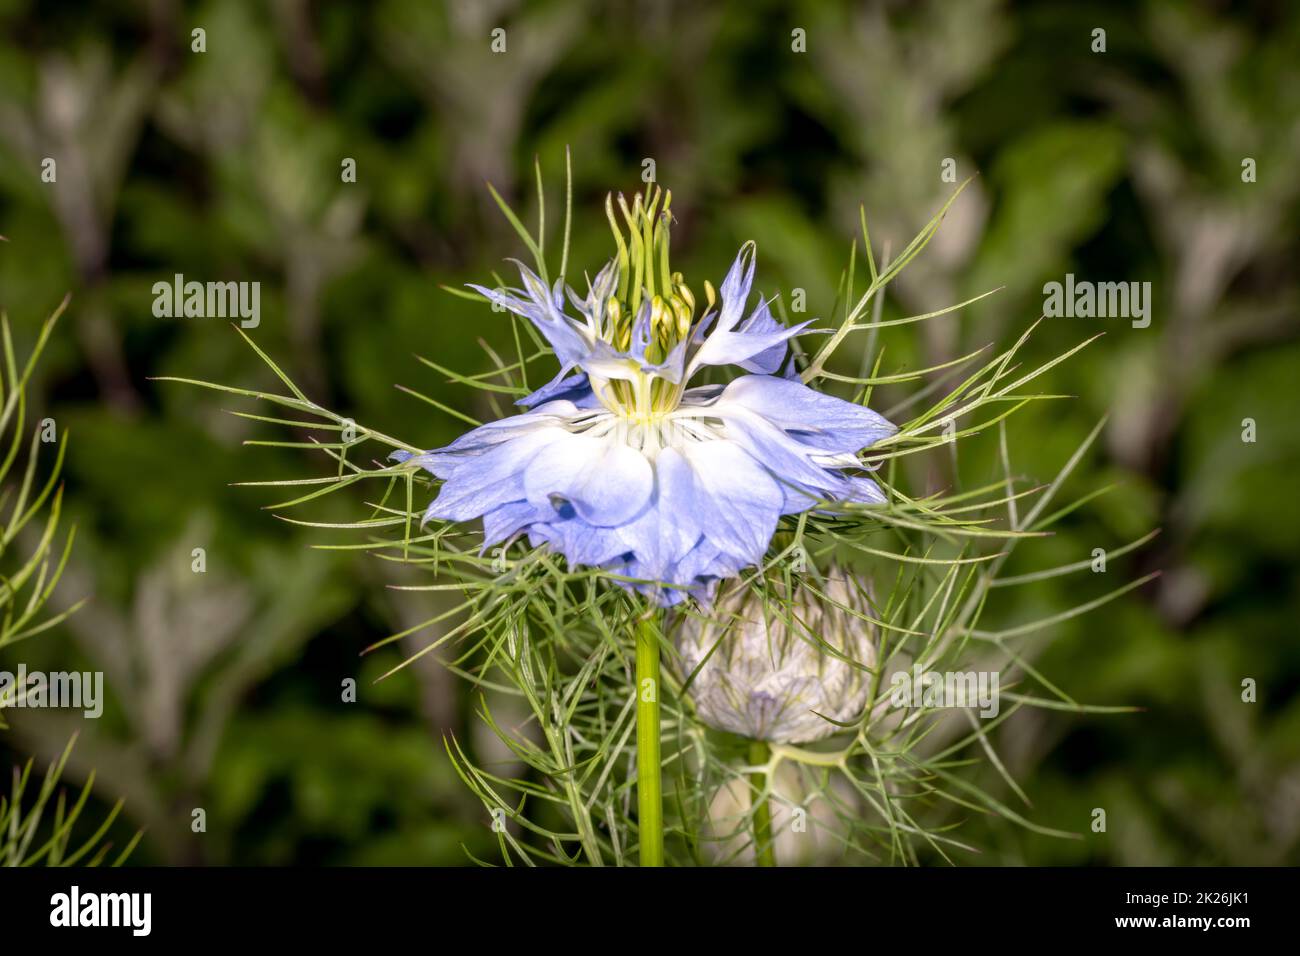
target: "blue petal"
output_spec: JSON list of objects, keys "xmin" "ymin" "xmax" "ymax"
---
[
  {"xmin": 613, "ymin": 447, "xmax": 701, "ymax": 579},
  {"xmin": 629, "ymin": 299, "xmax": 654, "ymax": 358},
  {"xmin": 685, "ymin": 250, "xmax": 812, "ymax": 374},
  {"xmin": 566, "ymin": 260, "xmax": 618, "ymax": 328},
  {"xmin": 734, "ymin": 298, "xmax": 796, "ymax": 374},
  {"xmin": 681, "ymin": 439, "xmax": 783, "ymax": 562},
  {"xmin": 718, "ymin": 375, "xmax": 896, "ymax": 455},
  {"xmin": 424, "ymin": 427, "xmax": 561, "ymax": 521},
  {"xmin": 715, "ymin": 243, "xmax": 756, "ymax": 334},
  {"xmin": 467, "ymin": 260, "xmax": 591, "ymax": 367},
  {"xmin": 529, "ymin": 517, "xmax": 630, "ymax": 568},
  {"xmin": 404, "ymin": 402, "xmax": 579, "ymax": 479},
  {"xmin": 516, "ymin": 370, "xmax": 592, "ymax": 408},
  {"xmin": 482, "ymin": 500, "xmax": 553, "ymax": 545},
  {"xmin": 690, "ymin": 314, "xmax": 813, "ymax": 377},
  {"xmin": 681, "ymin": 383, "xmax": 725, "ymax": 404},
  {"xmin": 844, "ymin": 475, "xmax": 887, "ymax": 505},
  {"xmin": 672, "ymin": 537, "xmax": 747, "ymax": 586},
  {"xmin": 621, "ymin": 557, "xmax": 699, "ymax": 606},
  {"xmin": 718, "ymin": 408, "xmax": 856, "ymax": 513},
  {"xmin": 522, "ymin": 433, "xmax": 654, "ymax": 527}
]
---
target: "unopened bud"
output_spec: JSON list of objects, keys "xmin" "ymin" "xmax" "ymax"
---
[{"xmin": 676, "ymin": 573, "xmax": 876, "ymax": 744}]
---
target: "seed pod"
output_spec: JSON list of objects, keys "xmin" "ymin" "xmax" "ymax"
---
[{"xmin": 676, "ymin": 574, "xmax": 876, "ymax": 744}]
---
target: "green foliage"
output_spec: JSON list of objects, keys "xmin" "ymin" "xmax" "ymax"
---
[
  {"xmin": 0, "ymin": 299, "xmax": 141, "ymax": 867},
  {"xmin": 0, "ymin": 735, "xmax": 140, "ymax": 866},
  {"xmin": 0, "ymin": 300, "xmax": 78, "ymax": 710}
]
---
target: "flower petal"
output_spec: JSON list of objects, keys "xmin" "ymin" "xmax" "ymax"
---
[
  {"xmin": 688, "ymin": 314, "xmax": 813, "ymax": 378},
  {"xmin": 843, "ymin": 475, "xmax": 887, "ymax": 505},
  {"xmin": 523, "ymin": 432, "xmax": 654, "ymax": 527},
  {"xmin": 717, "ymin": 375, "xmax": 896, "ymax": 455},
  {"xmin": 733, "ymin": 298, "xmax": 801, "ymax": 374},
  {"xmin": 714, "ymin": 243, "xmax": 756, "ymax": 335},
  {"xmin": 681, "ymin": 439, "xmax": 783, "ymax": 562},
  {"xmin": 424, "ymin": 426, "xmax": 562, "ymax": 521},
  {"xmin": 685, "ymin": 246, "xmax": 813, "ymax": 377},
  {"xmin": 717, "ymin": 406, "xmax": 855, "ymax": 513},
  {"xmin": 528, "ymin": 517, "xmax": 630, "ymax": 568},
  {"xmin": 614, "ymin": 447, "xmax": 701, "ymax": 578},
  {"xmin": 467, "ymin": 260, "xmax": 592, "ymax": 366},
  {"xmin": 482, "ymin": 500, "xmax": 553, "ymax": 546},
  {"xmin": 516, "ymin": 370, "xmax": 594, "ymax": 408},
  {"xmin": 404, "ymin": 402, "xmax": 578, "ymax": 479}
]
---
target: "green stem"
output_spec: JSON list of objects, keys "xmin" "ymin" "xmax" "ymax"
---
[
  {"xmin": 636, "ymin": 614, "xmax": 663, "ymax": 867},
  {"xmin": 749, "ymin": 739, "xmax": 776, "ymax": 867}
]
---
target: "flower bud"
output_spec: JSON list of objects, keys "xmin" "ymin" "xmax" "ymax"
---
[{"xmin": 676, "ymin": 574, "xmax": 876, "ymax": 744}]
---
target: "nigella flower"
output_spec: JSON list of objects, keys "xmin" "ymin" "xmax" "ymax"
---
[
  {"xmin": 677, "ymin": 575, "xmax": 876, "ymax": 743},
  {"xmin": 398, "ymin": 187, "xmax": 897, "ymax": 605}
]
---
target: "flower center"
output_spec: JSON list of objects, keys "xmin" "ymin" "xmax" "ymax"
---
[
  {"xmin": 591, "ymin": 366, "xmax": 687, "ymax": 420},
  {"xmin": 598, "ymin": 186, "xmax": 714, "ymax": 365},
  {"xmin": 574, "ymin": 395, "xmax": 726, "ymax": 460},
  {"xmin": 590, "ymin": 186, "xmax": 716, "ymax": 419}
]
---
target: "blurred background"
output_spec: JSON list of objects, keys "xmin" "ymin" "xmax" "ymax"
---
[{"xmin": 0, "ymin": 0, "xmax": 1297, "ymax": 865}]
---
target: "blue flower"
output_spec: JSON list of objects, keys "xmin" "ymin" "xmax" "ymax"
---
[{"xmin": 399, "ymin": 188, "xmax": 896, "ymax": 605}]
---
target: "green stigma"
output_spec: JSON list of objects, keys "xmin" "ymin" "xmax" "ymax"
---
[{"xmin": 602, "ymin": 186, "xmax": 712, "ymax": 362}]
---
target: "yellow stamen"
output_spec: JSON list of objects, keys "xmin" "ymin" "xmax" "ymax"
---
[{"xmin": 673, "ymin": 298, "xmax": 692, "ymax": 339}]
